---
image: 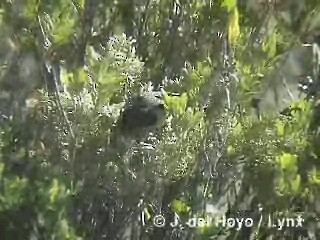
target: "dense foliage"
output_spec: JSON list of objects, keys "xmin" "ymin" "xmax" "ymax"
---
[{"xmin": 0, "ymin": 0, "xmax": 320, "ymax": 239}]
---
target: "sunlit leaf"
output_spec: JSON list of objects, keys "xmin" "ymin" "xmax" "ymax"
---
[
  {"xmin": 228, "ymin": 7, "xmax": 240, "ymax": 45},
  {"xmin": 49, "ymin": 179, "xmax": 60, "ymax": 203},
  {"xmin": 278, "ymin": 177, "xmax": 289, "ymax": 194},
  {"xmin": 24, "ymin": 0, "xmax": 39, "ymax": 21},
  {"xmin": 143, "ymin": 207, "xmax": 151, "ymax": 221},
  {"xmin": 164, "ymin": 92, "xmax": 188, "ymax": 117},
  {"xmin": 310, "ymin": 169, "xmax": 320, "ymax": 185},
  {"xmin": 227, "ymin": 145, "xmax": 236, "ymax": 156},
  {"xmin": 51, "ymin": 3, "xmax": 77, "ymax": 45},
  {"xmin": 290, "ymin": 174, "xmax": 301, "ymax": 194},
  {"xmin": 0, "ymin": 163, "xmax": 4, "ymax": 177},
  {"xmin": 277, "ymin": 153, "xmax": 298, "ymax": 174},
  {"xmin": 171, "ymin": 199, "xmax": 191, "ymax": 214},
  {"xmin": 276, "ymin": 121, "xmax": 285, "ymax": 137},
  {"xmin": 263, "ymin": 32, "xmax": 277, "ymax": 58},
  {"xmin": 221, "ymin": 0, "xmax": 237, "ymax": 11}
]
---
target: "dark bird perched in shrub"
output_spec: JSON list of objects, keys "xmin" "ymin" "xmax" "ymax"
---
[
  {"xmin": 120, "ymin": 90, "xmax": 166, "ymax": 134},
  {"xmin": 107, "ymin": 90, "xmax": 166, "ymax": 156}
]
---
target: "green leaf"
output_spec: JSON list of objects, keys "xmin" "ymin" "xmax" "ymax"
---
[
  {"xmin": 233, "ymin": 122, "xmax": 243, "ymax": 136},
  {"xmin": 49, "ymin": 179, "xmax": 60, "ymax": 204},
  {"xmin": 51, "ymin": 3, "xmax": 77, "ymax": 45},
  {"xmin": 143, "ymin": 207, "xmax": 152, "ymax": 221},
  {"xmin": 310, "ymin": 169, "xmax": 320, "ymax": 185},
  {"xmin": 290, "ymin": 174, "xmax": 301, "ymax": 194},
  {"xmin": 277, "ymin": 153, "xmax": 298, "ymax": 173},
  {"xmin": 0, "ymin": 163, "xmax": 4, "ymax": 177},
  {"xmin": 97, "ymin": 67, "xmax": 125, "ymax": 103},
  {"xmin": 0, "ymin": 177, "xmax": 28, "ymax": 210},
  {"xmin": 59, "ymin": 219, "xmax": 72, "ymax": 238},
  {"xmin": 24, "ymin": 0, "xmax": 39, "ymax": 21},
  {"xmin": 178, "ymin": 93, "xmax": 188, "ymax": 115},
  {"xmin": 194, "ymin": 1, "xmax": 205, "ymax": 11},
  {"xmin": 276, "ymin": 121, "xmax": 285, "ymax": 137},
  {"xmin": 228, "ymin": 7, "xmax": 240, "ymax": 44},
  {"xmin": 74, "ymin": 0, "xmax": 85, "ymax": 10},
  {"xmin": 277, "ymin": 177, "xmax": 289, "ymax": 195},
  {"xmin": 221, "ymin": 0, "xmax": 237, "ymax": 11},
  {"xmin": 164, "ymin": 92, "xmax": 188, "ymax": 117},
  {"xmin": 263, "ymin": 32, "xmax": 277, "ymax": 58},
  {"xmin": 227, "ymin": 145, "xmax": 236, "ymax": 156},
  {"xmin": 171, "ymin": 199, "xmax": 191, "ymax": 214}
]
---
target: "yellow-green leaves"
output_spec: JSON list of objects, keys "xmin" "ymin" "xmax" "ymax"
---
[
  {"xmin": 185, "ymin": 108, "xmax": 205, "ymax": 130},
  {"xmin": 227, "ymin": 145, "xmax": 236, "ymax": 156},
  {"xmin": 228, "ymin": 7, "xmax": 240, "ymax": 45},
  {"xmin": 276, "ymin": 100, "xmax": 312, "ymax": 153},
  {"xmin": 188, "ymin": 61, "xmax": 212, "ymax": 92},
  {"xmin": 309, "ymin": 169, "xmax": 320, "ymax": 185},
  {"xmin": 194, "ymin": 1, "xmax": 205, "ymax": 11},
  {"xmin": 0, "ymin": 163, "xmax": 4, "ymax": 177},
  {"xmin": 263, "ymin": 32, "xmax": 277, "ymax": 59},
  {"xmin": 278, "ymin": 174, "xmax": 301, "ymax": 196},
  {"xmin": 73, "ymin": 0, "xmax": 85, "ymax": 11},
  {"xmin": 185, "ymin": 60, "xmax": 213, "ymax": 107},
  {"xmin": 164, "ymin": 92, "xmax": 188, "ymax": 117},
  {"xmin": 278, "ymin": 153, "xmax": 298, "ymax": 174},
  {"xmin": 0, "ymin": 177, "xmax": 28, "ymax": 211},
  {"xmin": 49, "ymin": 179, "xmax": 60, "ymax": 204},
  {"xmin": 222, "ymin": 0, "xmax": 240, "ymax": 45},
  {"xmin": 51, "ymin": 2, "xmax": 77, "ymax": 45},
  {"xmin": 49, "ymin": 178, "xmax": 69, "ymax": 204},
  {"xmin": 89, "ymin": 35, "xmax": 144, "ymax": 105},
  {"xmin": 24, "ymin": 0, "xmax": 39, "ymax": 22},
  {"xmin": 171, "ymin": 199, "xmax": 191, "ymax": 215},
  {"xmin": 221, "ymin": 0, "xmax": 237, "ymax": 11},
  {"xmin": 97, "ymin": 67, "xmax": 126, "ymax": 103},
  {"xmin": 58, "ymin": 219, "xmax": 75, "ymax": 239},
  {"xmin": 277, "ymin": 153, "xmax": 301, "ymax": 195},
  {"xmin": 61, "ymin": 68, "xmax": 91, "ymax": 95},
  {"xmin": 143, "ymin": 207, "xmax": 152, "ymax": 221},
  {"xmin": 290, "ymin": 174, "xmax": 301, "ymax": 193},
  {"xmin": 276, "ymin": 120, "xmax": 286, "ymax": 137}
]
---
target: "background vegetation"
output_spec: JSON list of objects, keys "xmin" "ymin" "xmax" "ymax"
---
[{"xmin": 0, "ymin": 0, "xmax": 320, "ymax": 239}]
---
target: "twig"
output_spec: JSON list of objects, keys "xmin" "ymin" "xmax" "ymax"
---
[{"xmin": 37, "ymin": 14, "xmax": 76, "ymax": 140}]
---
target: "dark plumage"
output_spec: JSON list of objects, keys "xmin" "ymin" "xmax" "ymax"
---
[{"xmin": 120, "ymin": 91, "xmax": 166, "ymax": 132}]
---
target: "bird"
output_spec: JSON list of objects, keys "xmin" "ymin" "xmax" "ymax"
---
[
  {"xmin": 107, "ymin": 90, "xmax": 166, "ymax": 155},
  {"xmin": 120, "ymin": 90, "xmax": 166, "ymax": 134}
]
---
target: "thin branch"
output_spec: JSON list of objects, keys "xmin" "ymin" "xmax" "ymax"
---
[{"xmin": 37, "ymin": 14, "xmax": 76, "ymax": 140}]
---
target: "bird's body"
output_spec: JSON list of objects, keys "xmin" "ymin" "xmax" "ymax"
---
[
  {"xmin": 120, "ymin": 91, "xmax": 166, "ymax": 133},
  {"xmin": 107, "ymin": 91, "xmax": 166, "ymax": 156}
]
